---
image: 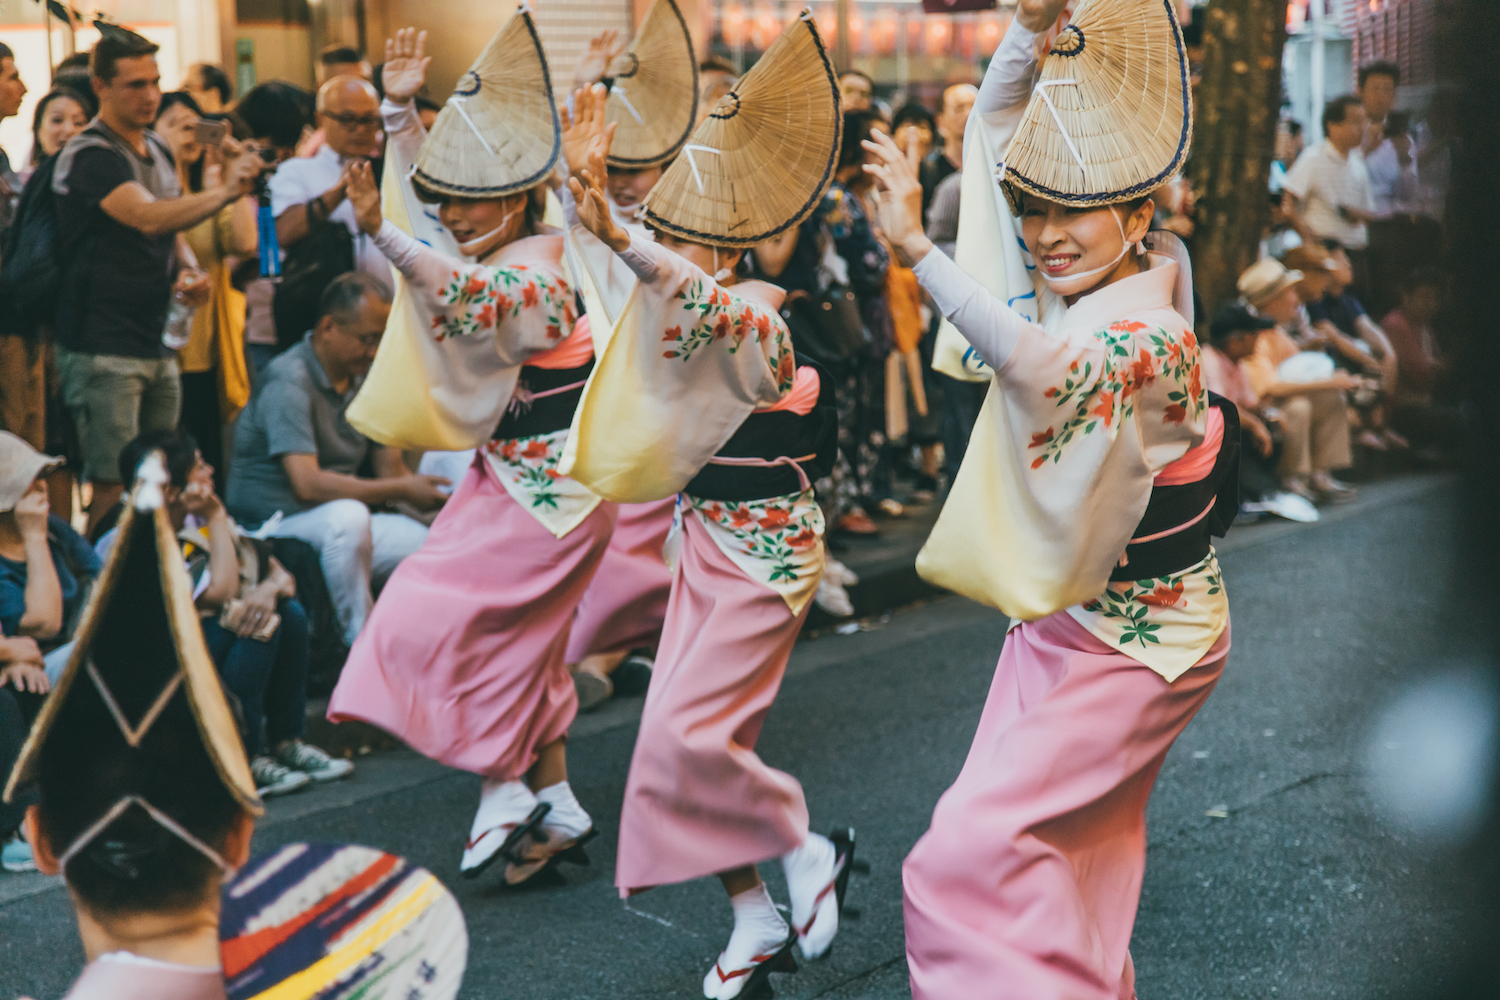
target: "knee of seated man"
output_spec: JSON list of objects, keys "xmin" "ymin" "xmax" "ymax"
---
[{"xmin": 318, "ymin": 499, "xmax": 375, "ymax": 544}]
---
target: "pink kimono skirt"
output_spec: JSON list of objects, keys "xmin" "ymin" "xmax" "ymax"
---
[
  {"xmin": 328, "ymin": 455, "xmax": 617, "ymax": 781},
  {"xmin": 564, "ymin": 496, "xmax": 675, "ymax": 662},
  {"xmin": 615, "ymin": 513, "xmax": 813, "ymax": 895},
  {"xmin": 903, "ymin": 611, "xmax": 1229, "ymax": 1000}
]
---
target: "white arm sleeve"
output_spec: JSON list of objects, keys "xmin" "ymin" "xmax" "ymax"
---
[
  {"xmin": 616, "ymin": 233, "xmax": 661, "ymax": 282},
  {"xmin": 373, "ymin": 219, "xmax": 430, "ymax": 279},
  {"xmin": 977, "ymin": 21, "xmax": 1040, "ymax": 116},
  {"xmin": 911, "ymin": 246, "xmax": 1039, "ymax": 370}
]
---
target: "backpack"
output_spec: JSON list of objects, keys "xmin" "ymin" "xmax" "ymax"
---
[
  {"xmin": 0, "ymin": 155, "xmax": 66, "ymax": 342},
  {"xmin": 271, "ymin": 212, "xmax": 355, "ymax": 352}
]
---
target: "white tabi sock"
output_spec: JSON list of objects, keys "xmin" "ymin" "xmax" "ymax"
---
[
  {"xmin": 535, "ymin": 780, "xmax": 593, "ymax": 841},
  {"xmin": 782, "ymin": 832, "xmax": 839, "ymax": 959},
  {"xmin": 469, "ymin": 779, "xmax": 538, "ymax": 839},
  {"xmin": 703, "ymin": 884, "xmax": 790, "ymax": 999}
]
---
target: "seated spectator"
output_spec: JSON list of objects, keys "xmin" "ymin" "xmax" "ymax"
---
[
  {"xmin": 108, "ymin": 429, "xmax": 351, "ymax": 797},
  {"xmin": 1236, "ymin": 259, "xmax": 1361, "ymax": 503},
  {"xmin": 226, "ymin": 272, "xmax": 446, "ymax": 645},
  {"xmin": 0, "ymin": 431, "xmax": 99, "ymax": 683},
  {"xmin": 1203, "ymin": 305, "xmax": 1319, "ymax": 523},
  {"xmin": 1381, "ymin": 266, "xmax": 1460, "ymax": 452}
]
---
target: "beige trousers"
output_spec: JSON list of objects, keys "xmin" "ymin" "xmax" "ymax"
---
[{"xmin": 1277, "ymin": 388, "xmax": 1352, "ymax": 478}]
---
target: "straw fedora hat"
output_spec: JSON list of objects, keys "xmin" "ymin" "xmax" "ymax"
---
[
  {"xmin": 411, "ymin": 4, "xmax": 560, "ymax": 201},
  {"xmin": 642, "ymin": 11, "xmax": 841, "ymax": 248},
  {"xmin": 604, "ymin": 0, "xmax": 699, "ymax": 169},
  {"xmin": 999, "ymin": 0, "xmax": 1193, "ymax": 213},
  {"xmin": 1237, "ymin": 258, "xmax": 1304, "ymax": 308}
]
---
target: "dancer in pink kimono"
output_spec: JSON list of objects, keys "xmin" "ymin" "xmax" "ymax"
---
[
  {"xmin": 861, "ymin": 0, "xmax": 1238, "ymax": 996},
  {"xmin": 564, "ymin": 16, "xmax": 856, "ymax": 999},
  {"xmin": 326, "ymin": 19, "xmax": 609, "ymax": 885}
]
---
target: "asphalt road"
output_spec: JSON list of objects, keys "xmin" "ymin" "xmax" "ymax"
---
[{"xmin": 0, "ymin": 473, "xmax": 1487, "ymax": 1000}]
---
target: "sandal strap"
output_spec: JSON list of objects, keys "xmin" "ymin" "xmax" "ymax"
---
[{"xmin": 714, "ymin": 950, "xmax": 780, "ymax": 983}]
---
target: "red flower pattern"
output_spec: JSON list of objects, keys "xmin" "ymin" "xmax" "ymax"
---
[
  {"xmin": 465, "ymin": 276, "xmax": 487, "ymax": 296},
  {"xmin": 521, "ymin": 440, "xmax": 549, "ymax": 460},
  {"xmin": 477, "ymin": 304, "xmax": 495, "ymax": 328},
  {"xmin": 663, "ymin": 325, "xmax": 683, "ymax": 342},
  {"xmin": 1029, "ymin": 427, "xmax": 1055, "ymax": 449},
  {"xmin": 787, "ymin": 528, "xmax": 817, "ymax": 549},
  {"xmin": 1136, "ymin": 581, "xmax": 1185, "ymax": 608},
  {"xmin": 730, "ymin": 506, "xmax": 754, "ymax": 527},
  {"xmin": 522, "ymin": 283, "xmax": 539, "ymax": 308},
  {"xmin": 1090, "ymin": 390, "xmax": 1116, "ymax": 428},
  {"xmin": 758, "ymin": 508, "xmax": 791, "ymax": 529},
  {"xmin": 1163, "ymin": 403, "xmax": 1187, "ymax": 424}
]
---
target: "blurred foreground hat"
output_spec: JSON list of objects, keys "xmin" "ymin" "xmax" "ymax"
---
[
  {"xmin": 411, "ymin": 4, "xmax": 560, "ymax": 201},
  {"xmin": 1209, "ymin": 301, "xmax": 1276, "ymax": 344},
  {"xmin": 1237, "ymin": 258, "xmax": 1304, "ymax": 308},
  {"xmin": 999, "ymin": 0, "xmax": 1193, "ymax": 213},
  {"xmin": 643, "ymin": 10, "xmax": 841, "ymax": 248},
  {"xmin": 6, "ymin": 453, "xmax": 261, "ymax": 874},
  {"xmin": 222, "ymin": 842, "xmax": 467, "ymax": 1000},
  {"xmin": 604, "ymin": 0, "xmax": 699, "ymax": 169},
  {"xmin": 0, "ymin": 431, "xmax": 62, "ymax": 513}
]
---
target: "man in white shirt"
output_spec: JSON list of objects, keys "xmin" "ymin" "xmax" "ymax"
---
[{"xmin": 1282, "ymin": 94, "xmax": 1375, "ymax": 301}]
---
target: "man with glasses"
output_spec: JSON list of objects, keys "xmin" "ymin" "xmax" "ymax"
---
[
  {"xmin": 227, "ymin": 273, "xmax": 449, "ymax": 646},
  {"xmin": 269, "ymin": 75, "xmax": 389, "ymax": 288}
]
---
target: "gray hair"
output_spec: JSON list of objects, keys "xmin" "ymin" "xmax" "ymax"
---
[{"xmin": 317, "ymin": 270, "xmax": 392, "ymax": 325}]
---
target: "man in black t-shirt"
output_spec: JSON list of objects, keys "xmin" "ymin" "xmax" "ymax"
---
[{"xmin": 50, "ymin": 29, "xmax": 264, "ymax": 532}]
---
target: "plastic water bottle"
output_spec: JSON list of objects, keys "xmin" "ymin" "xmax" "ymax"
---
[
  {"xmin": 161, "ymin": 294, "xmax": 195, "ymax": 350},
  {"xmin": 258, "ymin": 189, "xmax": 281, "ymax": 279}
]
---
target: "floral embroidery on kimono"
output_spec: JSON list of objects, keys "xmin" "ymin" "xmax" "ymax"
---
[
  {"xmin": 482, "ymin": 428, "xmax": 601, "ymax": 539},
  {"xmin": 664, "ymin": 279, "xmax": 797, "ymax": 394},
  {"xmin": 433, "ymin": 265, "xmax": 575, "ymax": 344},
  {"xmin": 1029, "ymin": 322, "xmax": 1206, "ymax": 470},
  {"xmin": 1063, "ymin": 552, "xmax": 1229, "ymax": 682},
  {"xmin": 665, "ymin": 489, "xmax": 826, "ymax": 615}
]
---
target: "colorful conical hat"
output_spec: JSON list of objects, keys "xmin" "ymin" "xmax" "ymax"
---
[
  {"xmin": 6, "ymin": 453, "xmax": 261, "ymax": 816},
  {"xmin": 642, "ymin": 11, "xmax": 840, "ymax": 248},
  {"xmin": 999, "ymin": 0, "xmax": 1193, "ymax": 213},
  {"xmin": 411, "ymin": 5, "xmax": 560, "ymax": 200},
  {"xmin": 604, "ymin": 0, "xmax": 699, "ymax": 169}
]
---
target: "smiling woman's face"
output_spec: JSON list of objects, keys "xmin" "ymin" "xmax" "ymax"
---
[
  {"xmin": 1018, "ymin": 195, "xmax": 1153, "ymax": 296},
  {"xmin": 439, "ymin": 192, "xmax": 529, "ymax": 257}
]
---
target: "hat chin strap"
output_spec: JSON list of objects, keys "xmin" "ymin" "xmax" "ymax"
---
[
  {"xmin": 1036, "ymin": 205, "xmax": 1146, "ymax": 296},
  {"xmin": 712, "ymin": 248, "xmax": 732, "ymax": 283},
  {"xmin": 457, "ymin": 204, "xmax": 521, "ymax": 257}
]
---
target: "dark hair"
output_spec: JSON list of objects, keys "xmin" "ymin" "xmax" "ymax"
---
[
  {"xmin": 700, "ymin": 55, "xmax": 738, "ymax": 76},
  {"xmin": 191, "ymin": 62, "xmax": 233, "ymax": 104},
  {"xmin": 234, "ymin": 81, "xmax": 313, "ymax": 150},
  {"xmin": 92, "ymin": 29, "xmax": 161, "ymax": 84},
  {"xmin": 839, "ymin": 109, "xmax": 885, "ymax": 170},
  {"xmin": 156, "ymin": 90, "xmax": 202, "ymax": 121},
  {"xmin": 1401, "ymin": 265, "xmax": 1444, "ymax": 297},
  {"xmin": 840, "ymin": 69, "xmax": 874, "ymax": 88},
  {"xmin": 1321, "ymin": 94, "xmax": 1363, "ymax": 136},
  {"xmin": 118, "ymin": 428, "xmax": 199, "ymax": 489},
  {"xmin": 1269, "ymin": 190, "xmax": 1285, "ymax": 208},
  {"xmin": 414, "ymin": 95, "xmax": 441, "ymax": 116},
  {"xmin": 1286, "ymin": 119, "xmax": 1303, "ymax": 137},
  {"xmin": 892, "ymin": 102, "xmax": 936, "ymax": 134},
  {"xmin": 318, "ymin": 271, "xmax": 393, "ymax": 325},
  {"xmin": 56, "ymin": 52, "xmax": 91, "ymax": 73},
  {"xmin": 1358, "ymin": 60, "xmax": 1400, "ymax": 89},
  {"xmin": 0, "ymin": 42, "xmax": 12, "ymax": 63},
  {"xmin": 1180, "ymin": 21, "xmax": 1203, "ymax": 48},
  {"xmin": 30, "ymin": 88, "xmax": 92, "ymax": 164},
  {"xmin": 320, "ymin": 45, "xmax": 364, "ymax": 68}
]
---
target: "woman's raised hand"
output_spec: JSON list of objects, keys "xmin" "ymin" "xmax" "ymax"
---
[
  {"xmin": 861, "ymin": 129, "xmax": 933, "ymax": 265},
  {"xmin": 346, "ymin": 160, "xmax": 384, "ymax": 237},
  {"xmin": 573, "ymin": 29, "xmax": 626, "ymax": 89},
  {"xmin": 561, "ymin": 84, "xmax": 617, "ymax": 182},
  {"xmin": 1015, "ymin": 0, "xmax": 1071, "ymax": 33},
  {"xmin": 383, "ymin": 27, "xmax": 431, "ymax": 104},
  {"xmin": 567, "ymin": 168, "xmax": 630, "ymax": 252}
]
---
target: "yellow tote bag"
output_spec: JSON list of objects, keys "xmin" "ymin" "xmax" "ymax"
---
[{"xmin": 212, "ymin": 263, "xmax": 250, "ymax": 422}]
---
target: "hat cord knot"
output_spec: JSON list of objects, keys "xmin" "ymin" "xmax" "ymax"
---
[
  {"xmin": 709, "ymin": 92, "xmax": 742, "ymax": 121},
  {"xmin": 1051, "ymin": 25, "xmax": 1085, "ymax": 57}
]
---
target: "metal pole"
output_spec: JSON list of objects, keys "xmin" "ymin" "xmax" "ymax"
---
[
  {"xmin": 836, "ymin": 0, "xmax": 851, "ymax": 72},
  {"xmin": 1310, "ymin": 0, "xmax": 1325, "ymax": 132},
  {"xmin": 45, "ymin": 1, "xmax": 56, "ymax": 84}
]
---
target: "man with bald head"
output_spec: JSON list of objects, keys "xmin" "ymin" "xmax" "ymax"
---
[{"xmin": 269, "ymin": 75, "xmax": 389, "ymax": 343}]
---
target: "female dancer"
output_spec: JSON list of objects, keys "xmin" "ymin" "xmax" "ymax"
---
[
  {"xmin": 327, "ymin": 17, "xmax": 608, "ymax": 885},
  {"xmin": 861, "ymin": 0, "xmax": 1238, "ymax": 995},
  {"xmin": 565, "ymin": 17, "xmax": 855, "ymax": 998}
]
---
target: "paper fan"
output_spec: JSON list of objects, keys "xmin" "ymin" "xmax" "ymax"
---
[
  {"xmin": 605, "ymin": 0, "xmax": 699, "ymax": 168},
  {"xmin": 642, "ymin": 11, "xmax": 841, "ymax": 248},
  {"xmin": 1000, "ymin": 0, "xmax": 1193, "ymax": 212},
  {"xmin": 412, "ymin": 5, "xmax": 560, "ymax": 200}
]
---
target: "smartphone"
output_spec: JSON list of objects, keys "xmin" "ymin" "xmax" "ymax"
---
[
  {"xmin": 194, "ymin": 119, "xmax": 228, "ymax": 146},
  {"xmin": 1385, "ymin": 111, "xmax": 1410, "ymax": 138}
]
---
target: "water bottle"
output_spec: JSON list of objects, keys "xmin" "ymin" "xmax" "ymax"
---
[
  {"xmin": 161, "ymin": 294, "xmax": 195, "ymax": 350},
  {"xmin": 258, "ymin": 188, "xmax": 281, "ymax": 279}
]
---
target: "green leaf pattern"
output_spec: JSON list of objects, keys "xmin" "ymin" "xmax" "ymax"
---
[
  {"xmin": 664, "ymin": 279, "xmax": 797, "ymax": 395},
  {"xmin": 689, "ymin": 488, "xmax": 824, "ymax": 584},
  {"xmin": 431, "ymin": 264, "xmax": 575, "ymax": 344}
]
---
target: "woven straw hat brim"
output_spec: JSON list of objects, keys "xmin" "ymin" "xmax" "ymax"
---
[
  {"xmin": 643, "ymin": 13, "xmax": 841, "ymax": 249},
  {"xmin": 412, "ymin": 7, "xmax": 560, "ymax": 200},
  {"xmin": 1000, "ymin": 0, "xmax": 1193, "ymax": 213},
  {"xmin": 605, "ymin": 0, "xmax": 699, "ymax": 169}
]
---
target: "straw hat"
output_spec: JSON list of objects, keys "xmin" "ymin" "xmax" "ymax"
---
[
  {"xmin": 604, "ymin": 0, "xmax": 699, "ymax": 169},
  {"xmin": 1237, "ymin": 258, "xmax": 1304, "ymax": 308},
  {"xmin": 999, "ymin": 0, "xmax": 1193, "ymax": 213},
  {"xmin": 0, "ymin": 431, "xmax": 61, "ymax": 512},
  {"xmin": 7, "ymin": 452, "xmax": 261, "ymax": 815},
  {"xmin": 642, "ymin": 12, "xmax": 841, "ymax": 248},
  {"xmin": 411, "ymin": 5, "xmax": 560, "ymax": 201}
]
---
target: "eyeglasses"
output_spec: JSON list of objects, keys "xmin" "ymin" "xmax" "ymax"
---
[
  {"xmin": 324, "ymin": 112, "xmax": 382, "ymax": 130},
  {"xmin": 342, "ymin": 328, "xmax": 383, "ymax": 349}
]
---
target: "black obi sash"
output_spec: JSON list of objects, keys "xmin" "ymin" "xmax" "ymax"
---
[
  {"xmin": 491, "ymin": 357, "xmax": 595, "ymax": 441},
  {"xmin": 683, "ymin": 360, "xmax": 839, "ymax": 503},
  {"xmin": 1110, "ymin": 392, "xmax": 1241, "ymax": 582}
]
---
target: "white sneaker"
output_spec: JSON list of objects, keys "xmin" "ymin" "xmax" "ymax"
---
[
  {"xmin": 461, "ymin": 779, "xmax": 547, "ymax": 879},
  {"xmin": 276, "ymin": 740, "xmax": 355, "ymax": 783},
  {"xmin": 251, "ymin": 756, "xmax": 312, "ymax": 798},
  {"xmin": 814, "ymin": 576, "xmax": 855, "ymax": 617},
  {"xmin": 1259, "ymin": 491, "xmax": 1320, "ymax": 523},
  {"xmin": 703, "ymin": 884, "xmax": 795, "ymax": 999}
]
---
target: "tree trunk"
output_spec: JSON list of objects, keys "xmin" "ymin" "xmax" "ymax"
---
[{"xmin": 1188, "ymin": 0, "xmax": 1290, "ymax": 315}]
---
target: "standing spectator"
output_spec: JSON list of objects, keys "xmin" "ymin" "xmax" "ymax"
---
[
  {"xmin": 0, "ymin": 42, "xmax": 27, "ymax": 241},
  {"xmin": 1365, "ymin": 107, "xmax": 1443, "ymax": 318},
  {"xmin": 920, "ymin": 84, "xmax": 976, "ymax": 219},
  {"xmin": 26, "ymin": 88, "xmax": 91, "ymax": 176},
  {"xmin": 318, "ymin": 46, "xmax": 373, "ymax": 84},
  {"xmin": 50, "ymin": 29, "xmax": 264, "ymax": 533},
  {"xmin": 1237, "ymin": 259, "xmax": 1360, "ymax": 503},
  {"xmin": 226, "ymin": 273, "xmax": 445, "ymax": 645},
  {"xmin": 1282, "ymin": 95, "xmax": 1375, "ymax": 302},
  {"xmin": 1357, "ymin": 61, "xmax": 1400, "ymax": 157},
  {"xmin": 697, "ymin": 57, "xmax": 738, "ymax": 127},
  {"xmin": 269, "ymin": 75, "xmax": 389, "ymax": 349},
  {"xmin": 839, "ymin": 70, "xmax": 874, "ymax": 111},
  {"xmin": 1269, "ymin": 118, "xmax": 1304, "ymax": 195},
  {"xmin": 893, "ymin": 103, "xmax": 937, "ymax": 175},
  {"xmin": 182, "ymin": 62, "xmax": 233, "ymax": 113}
]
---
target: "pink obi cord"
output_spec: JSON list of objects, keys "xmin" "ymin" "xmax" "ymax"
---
[
  {"xmin": 754, "ymin": 366, "xmax": 821, "ymax": 416},
  {"xmin": 528, "ymin": 315, "xmax": 595, "ymax": 370},
  {"xmin": 1154, "ymin": 406, "xmax": 1224, "ymax": 487},
  {"xmin": 707, "ymin": 453, "xmax": 818, "ymax": 492},
  {"xmin": 507, "ymin": 378, "xmax": 589, "ymax": 415}
]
